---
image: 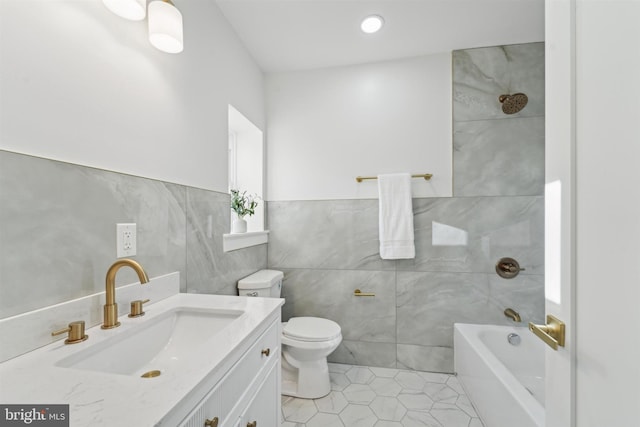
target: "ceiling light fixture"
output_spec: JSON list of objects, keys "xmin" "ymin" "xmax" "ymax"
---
[
  {"xmin": 148, "ymin": 0, "xmax": 184, "ymax": 54},
  {"xmin": 361, "ymin": 15, "xmax": 384, "ymax": 34},
  {"xmin": 102, "ymin": 0, "xmax": 184, "ymax": 54},
  {"xmin": 102, "ymin": 0, "xmax": 146, "ymax": 21}
]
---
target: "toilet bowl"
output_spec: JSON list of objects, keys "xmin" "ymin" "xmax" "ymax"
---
[
  {"xmin": 281, "ymin": 317, "xmax": 342, "ymax": 399},
  {"xmin": 237, "ymin": 270, "xmax": 342, "ymax": 399}
]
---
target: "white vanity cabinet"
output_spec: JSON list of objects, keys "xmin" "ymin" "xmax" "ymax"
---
[
  {"xmin": 179, "ymin": 317, "xmax": 281, "ymax": 427},
  {"xmin": 236, "ymin": 364, "xmax": 279, "ymax": 427}
]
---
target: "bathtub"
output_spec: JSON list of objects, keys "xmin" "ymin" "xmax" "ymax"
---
[{"xmin": 454, "ymin": 323, "xmax": 545, "ymax": 427}]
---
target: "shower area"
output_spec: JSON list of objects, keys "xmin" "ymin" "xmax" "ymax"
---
[{"xmin": 267, "ymin": 42, "xmax": 545, "ymax": 373}]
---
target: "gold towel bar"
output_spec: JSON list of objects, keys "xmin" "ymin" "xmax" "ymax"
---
[
  {"xmin": 354, "ymin": 289, "xmax": 375, "ymax": 297},
  {"xmin": 355, "ymin": 174, "xmax": 433, "ymax": 183}
]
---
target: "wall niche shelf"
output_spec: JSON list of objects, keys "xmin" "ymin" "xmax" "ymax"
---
[{"xmin": 223, "ymin": 231, "xmax": 269, "ymax": 252}]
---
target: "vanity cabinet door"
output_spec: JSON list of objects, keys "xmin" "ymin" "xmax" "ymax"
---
[
  {"xmin": 177, "ymin": 319, "xmax": 280, "ymax": 427},
  {"xmin": 238, "ymin": 363, "xmax": 279, "ymax": 427}
]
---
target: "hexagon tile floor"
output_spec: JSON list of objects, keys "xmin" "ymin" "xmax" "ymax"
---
[{"xmin": 281, "ymin": 363, "xmax": 486, "ymax": 427}]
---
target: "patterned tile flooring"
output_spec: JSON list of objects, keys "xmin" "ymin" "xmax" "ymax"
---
[{"xmin": 281, "ymin": 363, "xmax": 486, "ymax": 427}]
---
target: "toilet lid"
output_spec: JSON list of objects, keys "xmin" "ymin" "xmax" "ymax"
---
[{"xmin": 283, "ymin": 317, "xmax": 341, "ymax": 342}]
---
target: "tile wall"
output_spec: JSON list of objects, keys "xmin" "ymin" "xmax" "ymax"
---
[
  {"xmin": 0, "ymin": 150, "xmax": 266, "ymax": 320},
  {"xmin": 267, "ymin": 42, "xmax": 545, "ymax": 372}
]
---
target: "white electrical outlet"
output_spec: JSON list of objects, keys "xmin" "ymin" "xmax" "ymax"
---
[{"xmin": 116, "ymin": 223, "xmax": 137, "ymax": 258}]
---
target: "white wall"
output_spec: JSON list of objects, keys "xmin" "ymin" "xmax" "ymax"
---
[
  {"xmin": 265, "ymin": 54, "xmax": 452, "ymax": 201},
  {"xmin": 0, "ymin": 0, "xmax": 264, "ymax": 192},
  {"xmin": 574, "ymin": 1, "xmax": 640, "ymax": 426}
]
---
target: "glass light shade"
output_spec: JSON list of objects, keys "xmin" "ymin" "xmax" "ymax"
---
[
  {"xmin": 102, "ymin": 0, "xmax": 146, "ymax": 21},
  {"xmin": 148, "ymin": 0, "xmax": 184, "ymax": 54},
  {"xmin": 361, "ymin": 15, "xmax": 384, "ymax": 34}
]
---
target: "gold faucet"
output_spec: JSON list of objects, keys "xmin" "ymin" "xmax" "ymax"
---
[
  {"xmin": 504, "ymin": 308, "xmax": 522, "ymax": 322},
  {"xmin": 102, "ymin": 259, "xmax": 149, "ymax": 329}
]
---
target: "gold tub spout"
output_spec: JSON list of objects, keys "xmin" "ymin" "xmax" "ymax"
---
[
  {"xmin": 504, "ymin": 308, "xmax": 521, "ymax": 323},
  {"xmin": 102, "ymin": 259, "xmax": 149, "ymax": 329}
]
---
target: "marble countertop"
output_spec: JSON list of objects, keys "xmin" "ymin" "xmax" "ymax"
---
[{"xmin": 0, "ymin": 293, "xmax": 283, "ymax": 426}]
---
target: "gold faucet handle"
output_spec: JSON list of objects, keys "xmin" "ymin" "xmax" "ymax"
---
[
  {"xmin": 52, "ymin": 321, "xmax": 89, "ymax": 344},
  {"xmin": 128, "ymin": 299, "xmax": 150, "ymax": 318}
]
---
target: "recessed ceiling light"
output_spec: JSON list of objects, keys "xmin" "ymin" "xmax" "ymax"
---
[{"xmin": 361, "ymin": 15, "xmax": 384, "ymax": 34}]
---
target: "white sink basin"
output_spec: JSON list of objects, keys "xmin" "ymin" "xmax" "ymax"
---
[{"xmin": 56, "ymin": 307, "xmax": 243, "ymax": 376}]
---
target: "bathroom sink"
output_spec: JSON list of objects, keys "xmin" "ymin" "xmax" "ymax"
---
[{"xmin": 56, "ymin": 307, "xmax": 243, "ymax": 377}]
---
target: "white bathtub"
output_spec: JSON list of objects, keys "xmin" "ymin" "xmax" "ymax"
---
[{"xmin": 454, "ymin": 323, "xmax": 545, "ymax": 427}]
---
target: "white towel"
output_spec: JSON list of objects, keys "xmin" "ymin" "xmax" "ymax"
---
[{"xmin": 378, "ymin": 173, "xmax": 415, "ymax": 259}]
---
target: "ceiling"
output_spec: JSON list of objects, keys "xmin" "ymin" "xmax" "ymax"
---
[{"xmin": 214, "ymin": 0, "xmax": 545, "ymax": 73}]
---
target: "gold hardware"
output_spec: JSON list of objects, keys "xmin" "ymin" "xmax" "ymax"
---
[
  {"xmin": 246, "ymin": 421, "xmax": 257, "ymax": 427},
  {"xmin": 261, "ymin": 348, "xmax": 270, "ymax": 357},
  {"xmin": 102, "ymin": 259, "xmax": 149, "ymax": 329},
  {"xmin": 204, "ymin": 418, "xmax": 219, "ymax": 427},
  {"xmin": 495, "ymin": 257, "xmax": 525, "ymax": 279},
  {"xmin": 141, "ymin": 370, "xmax": 161, "ymax": 378},
  {"xmin": 529, "ymin": 315, "xmax": 566, "ymax": 350},
  {"xmin": 356, "ymin": 173, "xmax": 433, "ymax": 183},
  {"xmin": 354, "ymin": 289, "xmax": 375, "ymax": 297},
  {"xmin": 51, "ymin": 321, "xmax": 88, "ymax": 344},
  {"xmin": 504, "ymin": 308, "xmax": 521, "ymax": 322},
  {"xmin": 128, "ymin": 299, "xmax": 150, "ymax": 318}
]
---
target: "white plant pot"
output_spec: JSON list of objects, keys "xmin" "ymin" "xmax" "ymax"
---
[{"xmin": 232, "ymin": 218, "xmax": 247, "ymax": 234}]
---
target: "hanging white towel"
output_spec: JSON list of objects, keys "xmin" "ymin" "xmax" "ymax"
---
[{"xmin": 378, "ymin": 173, "xmax": 415, "ymax": 259}]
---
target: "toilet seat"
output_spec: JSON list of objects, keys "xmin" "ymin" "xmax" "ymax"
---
[{"xmin": 283, "ymin": 317, "xmax": 341, "ymax": 342}]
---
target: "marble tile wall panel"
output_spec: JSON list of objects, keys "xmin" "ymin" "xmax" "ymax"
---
[
  {"xmin": 397, "ymin": 196, "xmax": 544, "ymax": 274},
  {"xmin": 396, "ymin": 272, "xmax": 491, "ymax": 348},
  {"xmin": 396, "ymin": 271, "xmax": 544, "ymax": 349},
  {"xmin": 0, "ymin": 151, "xmax": 187, "ymax": 319},
  {"xmin": 453, "ymin": 117, "xmax": 544, "ymax": 196},
  {"xmin": 185, "ymin": 187, "xmax": 266, "ymax": 295},
  {"xmin": 268, "ymin": 195, "xmax": 544, "ymax": 370},
  {"xmin": 0, "ymin": 150, "xmax": 268, "ymax": 320},
  {"xmin": 453, "ymin": 43, "xmax": 545, "ymax": 121},
  {"xmin": 329, "ymin": 340, "xmax": 397, "ymax": 368},
  {"xmin": 279, "ymin": 269, "xmax": 396, "ymax": 344},
  {"xmin": 488, "ymin": 273, "xmax": 544, "ymax": 325},
  {"xmin": 397, "ymin": 344, "xmax": 454, "ymax": 373},
  {"xmin": 268, "ymin": 200, "xmax": 395, "ymax": 271}
]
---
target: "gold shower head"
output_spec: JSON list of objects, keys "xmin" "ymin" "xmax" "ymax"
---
[{"xmin": 499, "ymin": 93, "xmax": 528, "ymax": 114}]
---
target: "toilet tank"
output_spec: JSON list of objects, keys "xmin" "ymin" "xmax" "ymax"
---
[{"xmin": 237, "ymin": 269, "xmax": 283, "ymax": 298}]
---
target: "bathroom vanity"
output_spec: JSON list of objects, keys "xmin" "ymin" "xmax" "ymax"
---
[
  {"xmin": 178, "ymin": 317, "xmax": 280, "ymax": 427},
  {"xmin": 0, "ymin": 293, "xmax": 284, "ymax": 427}
]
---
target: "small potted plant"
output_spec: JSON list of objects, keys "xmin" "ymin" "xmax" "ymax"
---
[{"xmin": 230, "ymin": 189, "xmax": 259, "ymax": 233}]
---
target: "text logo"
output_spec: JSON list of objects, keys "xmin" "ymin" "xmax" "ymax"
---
[{"xmin": 0, "ymin": 405, "xmax": 69, "ymax": 426}]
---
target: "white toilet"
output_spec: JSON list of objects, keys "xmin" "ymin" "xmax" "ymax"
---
[{"xmin": 238, "ymin": 269, "xmax": 342, "ymax": 399}]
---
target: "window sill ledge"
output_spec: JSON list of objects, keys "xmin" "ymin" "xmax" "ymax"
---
[{"xmin": 223, "ymin": 230, "xmax": 269, "ymax": 252}]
